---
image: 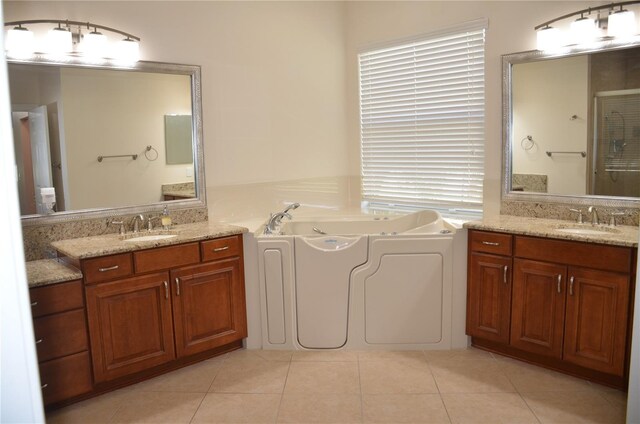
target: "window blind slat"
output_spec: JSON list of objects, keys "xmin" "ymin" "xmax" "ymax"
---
[{"xmin": 359, "ymin": 23, "xmax": 485, "ymax": 211}]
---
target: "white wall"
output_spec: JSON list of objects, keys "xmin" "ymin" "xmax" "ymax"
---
[
  {"xmin": 512, "ymin": 56, "xmax": 588, "ymax": 195},
  {"xmin": 3, "ymin": 1, "xmax": 350, "ymax": 189},
  {"xmin": 60, "ymin": 68, "xmax": 193, "ymax": 209},
  {"xmin": 344, "ymin": 1, "xmax": 604, "ymax": 216}
]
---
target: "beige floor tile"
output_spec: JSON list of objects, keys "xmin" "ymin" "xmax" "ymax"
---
[
  {"xmin": 362, "ymin": 393, "xmax": 450, "ymax": 423},
  {"xmin": 522, "ymin": 391, "xmax": 626, "ymax": 424},
  {"xmin": 357, "ymin": 350, "xmax": 427, "ymax": 364},
  {"xmin": 441, "ymin": 393, "xmax": 539, "ymax": 424},
  {"xmin": 595, "ymin": 387, "xmax": 628, "ymax": 408},
  {"xmin": 501, "ymin": 360, "xmax": 594, "ymax": 393},
  {"xmin": 191, "ymin": 393, "xmax": 281, "ymax": 423},
  {"xmin": 423, "ymin": 348, "xmax": 493, "ymax": 363},
  {"xmin": 285, "ymin": 361, "xmax": 360, "ymax": 394},
  {"xmin": 109, "ymin": 391, "xmax": 205, "ymax": 423},
  {"xmin": 360, "ymin": 360, "xmax": 438, "ymax": 394},
  {"xmin": 428, "ymin": 358, "xmax": 503, "ymax": 374},
  {"xmin": 292, "ymin": 350, "xmax": 358, "ymax": 362},
  {"xmin": 45, "ymin": 388, "xmax": 130, "ymax": 424},
  {"xmin": 432, "ymin": 368, "xmax": 516, "ymax": 394},
  {"xmin": 128, "ymin": 359, "xmax": 223, "ymax": 393},
  {"xmin": 225, "ymin": 349, "xmax": 293, "ymax": 363},
  {"xmin": 277, "ymin": 393, "xmax": 362, "ymax": 423},
  {"xmin": 211, "ymin": 359, "xmax": 290, "ymax": 394}
]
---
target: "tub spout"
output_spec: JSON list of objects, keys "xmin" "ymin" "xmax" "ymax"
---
[{"xmin": 265, "ymin": 212, "xmax": 292, "ymax": 234}]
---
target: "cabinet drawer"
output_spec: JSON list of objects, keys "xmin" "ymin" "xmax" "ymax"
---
[
  {"xmin": 201, "ymin": 235, "xmax": 242, "ymax": 262},
  {"xmin": 33, "ymin": 309, "xmax": 88, "ymax": 362},
  {"xmin": 470, "ymin": 230, "xmax": 513, "ymax": 256},
  {"xmin": 29, "ymin": 280, "xmax": 84, "ymax": 318},
  {"xmin": 83, "ymin": 253, "xmax": 133, "ymax": 284},
  {"xmin": 515, "ymin": 236, "xmax": 632, "ymax": 273},
  {"xmin": 39, "ymin": 351, "xmax": 93, "ymax": 406},
  {"xmin": 134, "ymin": 242, "xmax": 200, "ymax": 274}
]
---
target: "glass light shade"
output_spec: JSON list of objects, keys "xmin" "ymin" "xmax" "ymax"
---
[
  {"xmin": 45, "ymin": 27, "xmax": 72, "ymax": 54},
  {"xmin": 114, "ymin": 38, "xmax": 139, "ymax": 63},
  {"xmin": 536, "ymin": 26, "xmax": 562, "ymax": 51},
  {"xmin": 5, "ymin": 27, "xmax": 35, "ymax": 58},
  {"xmin": 570, "ymin": 16, "xmax": 597, "ymax": 44},
  {"xmin": 608, "ymin": 10, "xmax": 637, "ymax": 38},
  {"xmin": 82, "ymin": 31, "xmax": 108, "ymax": 58}
]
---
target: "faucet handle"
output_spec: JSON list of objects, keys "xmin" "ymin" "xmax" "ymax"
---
[
  {"xmin": 110, "ymin": 220, "xmax": 126, "ymax": 235},
  {"xmin": 569, "ymin": 208, "xmax": 584, "ymax": 224},
  {"xmin": 609, "ymin": 212, "xmax": 625, "ymax": 227}
]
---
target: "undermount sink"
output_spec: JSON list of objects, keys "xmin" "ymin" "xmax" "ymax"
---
[
  {"xmin": 555, "ymin": 226, "xmax": 620, "ymax": 236},
  {"xmin": 123, "ymin": 234, "xmax": 178, "ymax": 242}
]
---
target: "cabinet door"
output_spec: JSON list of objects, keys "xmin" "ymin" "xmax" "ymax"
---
[
  {"xmin": 171, "ymin": 258, "xmax": 247, "ymax": 357},
  {"xmin": 564, "ymin": 267, "xmax": 629, "ymax": 376},
  {"xmin": 511, "ymin": 259, "xmax": 566, "ymax": 358},
  {"xmin": 467, "ymin": 253, "xmax": 512, "ymax": 343},
  {"xmin": 86, "ymin": 272, "xmax": 175, "ymax": 383}
]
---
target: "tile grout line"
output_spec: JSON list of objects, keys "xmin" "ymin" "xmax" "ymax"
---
[
  {"xmin": 518, "ymin": 392, "xmax": 543, "ymax": 424},
  {"xmin": 274, "ymin": 360, "xmax": 292, "ymax": 424},
  {"xmin": 357, "ymin": 355, "xmax": 364, "ymax": 424},
  {"xmin": 186, "ymin": 392, "xmax": 208, "ymax": 424}
]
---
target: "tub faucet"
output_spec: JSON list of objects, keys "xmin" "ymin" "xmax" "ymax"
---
[
  {"xmin": 265, "ymin": 212, "xmax": 292, "ymax": 234},
  {"xmin": 282, "ymin": 202, "xmax": 300, "ymax": 214},
  {"xmin": 587, "ymin": 206, "xmax": 599, "ymax": 225}
]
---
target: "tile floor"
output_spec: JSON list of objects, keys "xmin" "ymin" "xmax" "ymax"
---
[{"xmin": 46, "ymin": 348, "xmax": 628, "ymax": 424}]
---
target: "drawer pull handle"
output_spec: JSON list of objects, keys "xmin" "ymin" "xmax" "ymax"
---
[
  {"xmin": 41, "ymin": 384, "xmax": 48, "ymax": 390},
  {"xmin": 557, "ymin": 274, "xmax": 562, "ymax": 293},
  {"xmin": 98, "ymin": 265, "xmax": 119, "ymax": 272},
  {"xmin": 35, "ymin": 338, "xmax": 44, "ymax": 344},
  {"xmin": 213, "ymin": 246, "xmax": 230, "ymax": 252},
  {"xmin": 569, "ymin": 276, "xmax": 574, "ymax": 296},
  {"xmin": 175, "ymin": 278, "xmax": 181, "ymax": 296},
  {"xmin": 481, "ymin": 241, "xmax": 500, "ymax": 246},
  {"xmin": 31, "ymin": 301, "xmax": 38, "ymax": 307},
  {"xmin": 163, "ymin": 281, "xmax": 169, "ymax": 300},
  {"xmin": 503, "ymin": 265, "xmax": 508, "ymax": 284}
]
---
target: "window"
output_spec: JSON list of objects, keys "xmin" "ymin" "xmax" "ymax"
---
[{"xmin": 359, "ymin": 19, "xmax": 486, "ymax": 215}]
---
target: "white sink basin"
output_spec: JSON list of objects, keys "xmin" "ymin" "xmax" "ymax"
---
[
  {"xmin": 555, "ymin": 227, "xmax": 620, "ymax": 236},
  {"xmin": 124, "ymin": 234, "xmax": 178, "ymax": 242}
]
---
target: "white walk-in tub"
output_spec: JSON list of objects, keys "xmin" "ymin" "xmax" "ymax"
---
[{"xmin": 256, "ymin": 210, "xmax": 463, "ymax": 351}]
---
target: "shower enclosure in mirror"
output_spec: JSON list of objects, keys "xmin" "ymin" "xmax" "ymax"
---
[
  {"xmin": 8, "ymin": 58, "xmax": 205, "ymax": 222},
  {"xmin": 503, "ymin": 40, "xmax": 640, "ymax": 207}
]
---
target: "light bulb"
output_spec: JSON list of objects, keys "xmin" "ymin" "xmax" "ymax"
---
[
  {"xmin": 570, "ymin": 16, "xmax": 597, "ymax": 44},
  {"xmin": 608, "ymin": 9, "xmax": 637, "ymax": 38},
  {"xmin": 45, "ymin": 26, "xmax": 72, "ymax": 55},
  {"xmin": 5, "ymin": 26, "xmax": 35, "ymax": 59},
  {"xmin": 82, "ymin": 30, "xmax": 108, "ymax": 59},
  {"xmin": 536, "ymin": 26, "xmax": 563, "ymax": 51},
  {"xmin": 114, "ymin": 38, "xmax": 139, "ymax": 63}
]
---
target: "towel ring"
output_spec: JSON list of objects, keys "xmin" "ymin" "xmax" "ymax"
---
[
  {"xmin": 144, "ymin": 145, "xmax": 158, "ymax": 161},
  {"xmin": 521, "ymin": 135, "xmax": 535, "ymax": 151}
]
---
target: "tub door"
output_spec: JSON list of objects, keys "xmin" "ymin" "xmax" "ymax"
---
[{"xmin": 295, "ymin": 236, "xmax": 368, "ymax": 349}]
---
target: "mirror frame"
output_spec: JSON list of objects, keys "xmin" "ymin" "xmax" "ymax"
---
[
  {"xmin": 9, "ymin": 56, "xmax": 206, "ymax": 225},
  {"xmin": 502, "ymin": 37, "xmax": 640, "ymax": 208}
]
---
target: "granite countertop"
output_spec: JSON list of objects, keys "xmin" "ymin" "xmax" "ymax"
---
[
  {"xmin": 163, "ymin": 189, "xmax": 196, "ymax": 198},
  {"xmin": 464, "ymin": 215, "xmax": 639, "ymax": 247},
  {"xmin": 51, "ymin": 221, "xmax": 248, "ymax": 260},
  {"xmin": 26, "ymin": 259, "xmax": 83, "ymax": 288}
]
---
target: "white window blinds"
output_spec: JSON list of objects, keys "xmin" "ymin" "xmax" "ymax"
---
[{"xmin": 359, "ymin": 20, "xmax": 486, "ymax": 213}]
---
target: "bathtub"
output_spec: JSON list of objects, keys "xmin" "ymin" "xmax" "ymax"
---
[{"xmin": 256, "ymin": 210, "xmax": 465, "ymax": 351}]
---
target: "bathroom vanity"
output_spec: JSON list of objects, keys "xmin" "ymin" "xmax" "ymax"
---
[
  {"xmin": 465, "ymin": 216, "xmax": 638, "ymax": 388},
  {"xmin": 27, "ymin": 222, "xmax": 247, "ymax": 408}
]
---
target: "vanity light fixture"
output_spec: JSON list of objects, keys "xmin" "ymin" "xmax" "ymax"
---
[
  {"xmin": 3, "ymin": 19, "xmax": 140, "ymax": 63},
  {"xmin": 535, "ymin": 1, "xmax": 640, "ymax": 51}
]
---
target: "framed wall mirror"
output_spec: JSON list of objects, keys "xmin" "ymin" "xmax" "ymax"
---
[
  {"xmin": 502, "ymin": 39, "xmax": 640, "ymax": 208},
  {"xmin": 8, "ymin": 58, "xmax": 205, "ymax": 224}
]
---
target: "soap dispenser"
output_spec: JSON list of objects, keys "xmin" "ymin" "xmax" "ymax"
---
[{"xmin": 161, "ymin": 205, "xmax": 172, "ymax": 230}]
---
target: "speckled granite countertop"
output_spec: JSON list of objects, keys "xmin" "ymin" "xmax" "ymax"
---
[
  {"xmin": 26, "ymin": 259, "xmax": 83, "ymax": 288},
  {"xmin": 51, "ymin": 221, "xmax": 248, "ymax": 260},
  {"xmin": 464, "ymin": 215, "xmax": 639, "ymax": 247},
  {"xmin": 163, "ymin": 189, "xmax": 196, "ymax": 198}
]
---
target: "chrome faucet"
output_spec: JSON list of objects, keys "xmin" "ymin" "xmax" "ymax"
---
[
  {"xmin": 264, "ymin": 203, "xmax": 300, "ymax": 234},
  {"xmin": 132, "ymin": 214, "xmax": 145, "ymax": 233},
  {"xmin": 587, "ymin": 206, "xmax": 599, "ymax": 225}
]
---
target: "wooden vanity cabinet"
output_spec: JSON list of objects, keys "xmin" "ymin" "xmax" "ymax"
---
[
  {"xmin": 84, "ymin": 235, "xmax": 246, "ymax": 384},
  {"xmin": 467, "ymin": 230, "xmax": 635, "ymax": 387},
  {"xmin": 29, "ymin": 280, "xmax": 93, "ymax": 406}
]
